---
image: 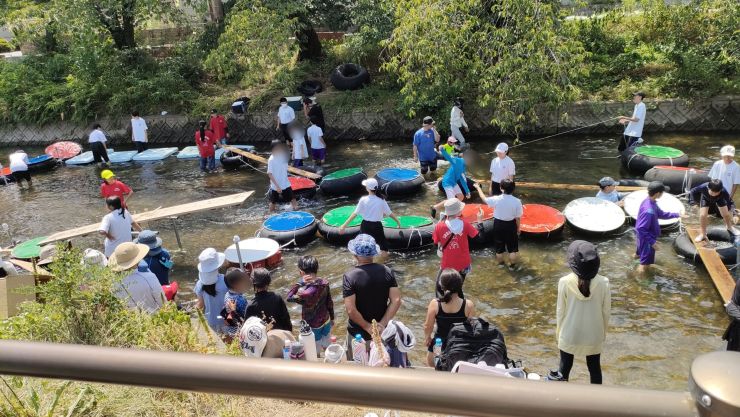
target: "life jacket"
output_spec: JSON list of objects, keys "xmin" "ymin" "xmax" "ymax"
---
[{"xmin": 435, "ymin": 317, "xmax": 508, "ymax": 372}]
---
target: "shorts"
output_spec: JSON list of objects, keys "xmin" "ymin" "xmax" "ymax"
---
[
  {"xmin": 490, "ymin": 181, "xmax": 502, "ymax": 196},
  {"xmin": 269, "ymin": 186, "xmax": 294, "ymax": 204},
  {"xmin": 420, "ymin": 159, "xmax": 438, "ymax": 174},
  {"xmin": 493, "ymin": 218, "xmax": 518, "ymax": 254},
  {"xmin": 292, "ymin": 158, "xmax": 303, "ymax": 167},
  {"xmin": 444, "ymin": 185, "xmax": 463, "ymax": 199},
  {"xmin": 636, "ymin": 236, "xmax": 655, "ymax": 266},
  {"xmin": 360, "ymin": 220, "xmax": 388, "ymax": 251},
  {"xmin": 311, "ymin": 148, "xmax": 326, "ymax": 161},
  {"xmin": 12, "ymin": 170, "xmax": 31, "ymax": 182}
]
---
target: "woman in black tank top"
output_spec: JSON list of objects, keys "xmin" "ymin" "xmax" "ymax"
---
[{"xmin": 423, "ymin": 269, "xmax": 475, "ymax": 367}]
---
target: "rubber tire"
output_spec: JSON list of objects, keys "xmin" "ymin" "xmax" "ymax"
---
[
  {"xmin": 320, "ymin": 171, "xmax": 367, "ymax": 196},
  {"xmin": 673, "ymin": 227, "xmax": 737, "ymax": 265},
  {"xmin": 644, "ymin": 167, "xmax": 710, "ymax": 193},
  {"xmin": 376, "ymin": 174, "xmax": 425, "ymax": 199},
  {"xmin": 27, "ymin": 157, "xmax": 58, "ymax": 173},
  {"xmin": 618, "ymin": 179, "xmax": 651, "ymax": 188},
  {"xmin": 621, "ymin": 147, "xmax": 689, "ymax": 175},
  {"xmin": 437, "ymin": 177, "xmax": 477, "ymax": 195},
  {"xmin": 318, "ymin": 222, "xmax": 361, "ymax": 246},
  {"xmin": 220, "ymin": 151, "xmax": 245, "ymax": 170},
  {"xmin": 274, "ymin": 186, "xmax": 316, "ymax": 203},
  {"xmin": 384, "ymin": 223, "xmax": 435, "ymax": 252},
  {"xmin": 297, "ymin": 80, "xmax": 323, "ymax": 96},
  {"xmin": 300, "ymin": 164, "xmax": 326, "ymax": 178},
  {"xmin": 330, "ymin": 63, "xmax": 370, "ymax": 91},
  {"xmin": 258, "ymin": 222, "xmax": 318, "ymax": 247},
  {"xmin": 470, "ymin": 220, "xmax": 496, "ymax": 247}
]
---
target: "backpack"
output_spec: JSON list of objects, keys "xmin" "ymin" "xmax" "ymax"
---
[{"xmin": 435, "ymin": 317, "xmax": 508, "ymax": 372}]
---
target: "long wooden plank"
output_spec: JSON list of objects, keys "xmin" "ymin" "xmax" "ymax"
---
[
  {"xmin": 223, "ymin": 146, "xmax": 322, "ymax": 180},
  {"xmin": 9, "ymin": 259, "xmax": 52, "ymax": 276},
  {"xmin": 686, "ymin": 227, "xmax": 735, "ymax": 303},
  {"xmin": 474, "ymin": 179, "xmax": 645, "ymax": 192},
  {"xmin": 40, "ymin": 191, "xmax": 253, "ymax": 245}
]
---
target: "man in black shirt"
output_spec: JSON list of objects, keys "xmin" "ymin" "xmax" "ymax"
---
[
  {"xmin": 343, "ymin": 234, "xmax": 402, "ymax": 359},
  {"xmin": 688, "ymin": 179, "xmax": 739, "ymax": 242},
  {"xmin": 303, "ymin": 97, "xmax": 325, "ymax": 131},
  {"xmin": 245, "ymin": 268, "xmax": 292, "ymax": 332}
]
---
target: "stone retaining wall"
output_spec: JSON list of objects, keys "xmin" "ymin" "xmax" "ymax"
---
[{"xmin": 0, "ymin": 96, "xmax": 737, "ymax": 147}]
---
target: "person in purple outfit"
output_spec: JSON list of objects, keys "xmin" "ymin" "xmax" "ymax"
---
[{"xmin": 635, "ymin": 182, "xmax": 685, "ymax": 273}]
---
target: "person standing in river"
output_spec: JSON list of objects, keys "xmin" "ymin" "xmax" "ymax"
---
[
  {"xmin": 618, "ymin": 92, "xmax": 646, "ymax": 151},
  {"xmin": 195, "ymin": 120, "xmax": 219, "ymax": 173},
  {"xmin": 130, "ymin": 111, "xmax": 149, "ymax": 153},
  {"xmin": 634, "ymin": 181, "xmax": 683, "ymax": 273},
  {"xmin": 89, "ymin": 124, "xmax": 110, "ymax": 165},
  {"xmin": 450, "ymin": 97, "xmax": 469, "ymax": 146},
  {"xmin": 413, "ymin": 116, "xmax": 441, "ymax": 177},
  {"xmin": 209, "ymin": 109, "xmax": 229, "ymax": 145},
  {"xmin": 275, "ymin": 97, "xmax": 296, "ymax": 143}
]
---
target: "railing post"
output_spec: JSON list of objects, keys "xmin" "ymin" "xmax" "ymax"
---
[{"xmin": 688, "ymin": 351, "xmax": 740, "ymax": 417}]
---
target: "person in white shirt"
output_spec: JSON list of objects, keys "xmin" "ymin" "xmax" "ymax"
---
[
  {"xmin": 99, "ymin": 196, "xmax": 142, "ymax": 257},
  {"xmin": 474, "ymin": 179, "xmax": 523, "ymax": 268},
  {"xmin": 89, "ymin": 123, "xmax": 110, "ymax": 164},
  {"xmin": 618, "ymin": 92, "xmax": 646, "ymax": 151},
  {"xmin": 8, "ymin": 149, "xmax": 31, "ymax": 187},
  {"xmin": 275, "ymin": 97, "xmax": 296, "ymax": 143},
  {"xmin": 450, "ymin": 97, "xmax": 469, "ymax": 146},
  {"xmin": 289, "ymin": 123, "xmax": 308, "ymax": 167},
  {"xmin": 306, "ymin": 118, "xmax": 326, "ymax": 165},
  {"xmin": 709, "ymin": 145, "xmax": 740, "ymax": 201},
  {"xmin": 339, "ymin": 178, "xmax": 401, "ymax": 257},
  {"xmin": 109, "ymin": 242, "xmax": 165, "ymax": 314},
  {"xmin": 267, "ymin": 141, "xmax": 297, "ymax": 212},
  {"xmin": 489, "ymin": 142, "xmax": 515, "ymax": 196},
  {"xmin": 130, "ymin": 111, "xmax": 149, "ymax": 153}
]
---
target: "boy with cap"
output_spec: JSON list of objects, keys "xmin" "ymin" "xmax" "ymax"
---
[
  {"xmin": 432, "ymin": 198, "xmax": 479, "ymax": 296},
  {"xmin": 209, "ymin": 109, "xmax": 229, "ymax": 145},
  {"xmin": 413, "ymin": 116, "xmax": 441, "ymax": 177},
  {"xmin": 339, "ymin": 177, "xmax": 401, "ymax": 257},
  {"xmin": 688, "ymin": 179, "xmax": 739, "ymax": 242},
  {"xmin": 342, "ymin": 234, "xmax": 402, "ymax": 359},
  {"xmin": 475, "ymin": 179, "xmax": 523, "ymax": 268},
  {"xmin": 635, "ymin": 181, "xmax": 684, "ymax": 273},
  {"xmin": 194, "ymin": 248, "xmax": 228, "ymax": 334},
  {"xmin": 709, "ymin": 145, "xmax": 740, "ymax": 200},
  {"xmin": 596, "ymin": 177, "xmax": 625, "ymax": 207},
  {"xmin": 618, "ymin": 92, "xmax": 646, "ymax": 151},
  {"xmin": 439, "ymin": 136, "xmax": 461, "ymax": 156},
  {"xmin": 109, "ymin": 242, "xmax": 165, "ymax": 314},
  {"xmin": 275, "ymin": 97, "xmax": 296, "ymax": 143},
  {"xmin": 450, "ymin": 97, "xmax": 468, "ymax": 145},
  {"xmin": 489, "ymin": 143, "xmax": 515, "ymax": 196},
  {"xmin": 267, "ymin": 141, "xmax": 297, "ymax": 212},
  {"xmin": 100, "ymin": 170, "xmax": 133, "ymax": 209},
  {"xmin": 246, "ymin": 268, "xmax": 292, "ymax": 332},
  {"xmin": 135, "ymin": 230, "xmax": 173, "ymax": 285}
]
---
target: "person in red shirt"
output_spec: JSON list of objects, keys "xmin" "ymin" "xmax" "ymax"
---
[
  {"xmin": 209, "ymin": 109, "xmax": 229, "ymax": 145},
  {"xmin": 432, "ymin": 198, "xmax": 478, "ymax": 297},
  {"xmin": 196, "ymin": 120, "xmax": 219, "ymax": 173},
  {"xmin": 100, "ymin": 170, "xmax": 133, "ymax": 209}
]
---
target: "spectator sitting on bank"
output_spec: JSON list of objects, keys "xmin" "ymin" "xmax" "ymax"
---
[
  {"xmin": 246, "ymin": 268, "xmax": 292, "ymax": 332},
  {"xmin": 109, "ymin": 242, "xmax": 165, "ymax": 314},
  {"xmin": 134, "ymin": 230, "xmax": 173, "ymax": 286}
]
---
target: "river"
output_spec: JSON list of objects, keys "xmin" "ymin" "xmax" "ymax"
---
[{"xmin": 0, "ymin": 132, "xmax": 736, "ymax": 390}]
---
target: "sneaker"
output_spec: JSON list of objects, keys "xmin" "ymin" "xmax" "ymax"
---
[
  {"xmin": 694, "ymin": 234, "xmax": 706, "ymax": 243},
  {"xmin": 545, "ymin": 370, "xmax": 566, "ymax": 381}
]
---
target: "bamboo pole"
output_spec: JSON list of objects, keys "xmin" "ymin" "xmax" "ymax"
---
[{"xmin": 223, "ymin": 146, "xmax": 322, "ymax": 180}]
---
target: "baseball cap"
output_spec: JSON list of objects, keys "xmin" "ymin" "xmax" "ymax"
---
[
  {"xmin": 598, "ymin": 177, "xmax": 618, "ymax": 188},
  {"xmin": 239, "ymin": 316, "xmax": 268, "ymax": 358},
  {"xmin": 647, "ymin": 181, "xmax": 666, "ymax": 195},
  {"xmin": 100, "ymin": 170, "xmax": 115, "ymax": 180},
  {"xmin": 720, "ymin": 145, "xmax": 735, "ymax": 157},
  {"xmin": 347, "ymin": 234, "xmax": 380, "ymax": 257},
  {"xmin": 447, "ymin": 136, "xmax": 458, "ymax": 143},
  {"xmin": 362, "ymin": 178, "xmax": 379, "ymax": 191},
  {"xmin": 495, "ymin": 143, "xmax": 509, "ymax": 153},
  {"xmin": 422, "ymin": 116, "xmax": 434, "ymax": 125}
]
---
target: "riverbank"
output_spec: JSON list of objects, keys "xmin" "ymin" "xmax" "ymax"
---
[{"xmin": 0, "ymin": 96, "xmax": 738, "ymax": 147}]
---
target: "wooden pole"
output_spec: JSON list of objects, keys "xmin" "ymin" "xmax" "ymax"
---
[
  {"xmin": 474, "ymin": 179, "xmax": 645, "ymax": 192},
  {"xmin": 685, "ymin": 227, "xmax": 735, "ymax": 303},
  {"xmin": 223, "ymin": 146, "xmax": 322, "ymax": 180}
]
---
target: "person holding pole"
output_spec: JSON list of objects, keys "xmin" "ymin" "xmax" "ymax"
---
[{"xmin": 618, "ymin": 92, "xmax": 646, "ymax": 151}]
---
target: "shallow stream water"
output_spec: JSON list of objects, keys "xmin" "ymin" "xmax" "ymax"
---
[{"xmin": 0, "ymin": 132, "xmax": 737, "ymax": 390}]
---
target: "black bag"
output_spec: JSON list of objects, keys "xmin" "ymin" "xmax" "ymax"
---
[{"xmin": 435, "ymin": 317, "xmax": 508, "ymax": 372}]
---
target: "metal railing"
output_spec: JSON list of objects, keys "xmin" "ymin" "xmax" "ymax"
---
[{"xmin": 3, "ymin": 341, "xmax": 738, "ymax": 417}]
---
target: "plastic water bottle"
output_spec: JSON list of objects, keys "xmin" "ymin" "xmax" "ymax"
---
[
  {"xmin": 324, "ymin": 336, "xmax": 345, "ymax": 364},
  {"xmin": 433, "ymin": 338, "xmax": 443, "ymax": 356},
  {"xmin": 299, "ymin": 320, "xmax": 318, "ymax": 362},
  {"xmin": 352, "ymin": 334, "xmax": 367, "ymax": 365},
  {"xmin": 282, "ymin": 340, "xmax": 291, "ymax": 360}
]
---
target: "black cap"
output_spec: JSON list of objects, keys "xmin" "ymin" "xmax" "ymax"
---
[
  {"xmin": 633, "ymin": 91, "xmax": 645, "ymax": 98},
  {"xmin": 423, "ymin": 116, "xmax": 434, "ymax": 125},
  {"xmin": 647, "ymin": 181, "xmax": 666, "ymax": 196}
]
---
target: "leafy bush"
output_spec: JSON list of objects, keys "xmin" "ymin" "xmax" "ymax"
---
[{"xmin": 0, "ymin": 38, "xmax": 13, "ymax": 53}]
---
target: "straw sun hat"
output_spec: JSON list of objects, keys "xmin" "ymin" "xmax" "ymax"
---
[{"xmin": 108, "ymin": 242, "xmax": 150, "ymax": 272}]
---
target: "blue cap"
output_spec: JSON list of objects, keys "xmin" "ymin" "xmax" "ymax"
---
[{"xmin": 347, "ymin": 234, "xmax": 380, "ymax": 258}]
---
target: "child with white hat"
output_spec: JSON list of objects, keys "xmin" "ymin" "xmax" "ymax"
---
[
  {"xmin": 709, "ymin": 145, "xmax": 740, "ymax": 201},
  {"xmin": 339, "ymin": 177, "xmax": 401, "ymax": 257},
  {"xmin": 489, "ymin": 142, "xmax": 515, "ymax": 196}
]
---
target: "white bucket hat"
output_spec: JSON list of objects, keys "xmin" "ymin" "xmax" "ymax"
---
[
  {"xmin": 443, "ymin": 198, "xmax": 465, "ymax": 217},
  {"xmin": 495, "ymin": 143, "xmax": 509, "ymax": 153},
  {"xmin": 82, "ymin": 248, "xmax": 108, "ymax": 266},
  {"xmin": 197, "ymin": 248, "xmax": 226, "ymax": 273},
  {"xmin": 720, "ymin": 145, "xmax": 735, "ymax": 157}
]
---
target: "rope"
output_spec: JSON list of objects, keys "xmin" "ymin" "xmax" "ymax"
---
[{"xmin": 486, "ymin": 117, "xmax": 621, "ymax": 154}]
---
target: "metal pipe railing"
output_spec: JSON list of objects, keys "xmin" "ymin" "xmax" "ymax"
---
[{"xmin": 0, "ymin": 340, "xmax": 701, "ymax": 417}]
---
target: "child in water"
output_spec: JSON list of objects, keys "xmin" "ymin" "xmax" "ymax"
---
[
  {"xmin": 595, "ymin": 177, "xmax": 624, "ymax": 207},
  {"xmin": 635, "ymin": 181, "xmax": 684, "ymax": 273}
]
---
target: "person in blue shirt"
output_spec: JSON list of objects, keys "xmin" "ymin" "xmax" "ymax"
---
[
  {"xmin": 431, "ymin": 144, "xmax": 472, "ymax": 218},
  {"xmin": 412, "ymin": 116, "xmax": 440, "ymax": 177},
  {"xmin": 134, "ymin": 230, "xmax": 173, "ymax": 285},
  {"xmin": 595, "ymin": 177, "xmax": 625, "ymax": 207}
]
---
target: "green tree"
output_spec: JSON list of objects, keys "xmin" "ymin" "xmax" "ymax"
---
[{"xmin": 384, "ymin": 0, "xmax": 584, "ymax": 137}]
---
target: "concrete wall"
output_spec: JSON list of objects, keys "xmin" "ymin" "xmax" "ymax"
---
[{"xmin": 0, "ymin": 96, "xmax": 737, "ymax": 147}]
